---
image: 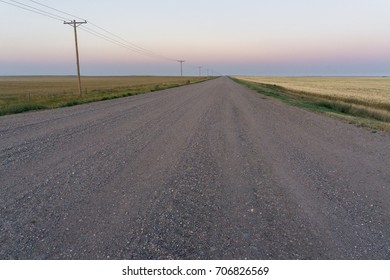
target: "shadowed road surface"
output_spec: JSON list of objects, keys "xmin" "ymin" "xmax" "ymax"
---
[{"xmin": 1, "ymin": 77, "xmax": 389, "ymax": 259}]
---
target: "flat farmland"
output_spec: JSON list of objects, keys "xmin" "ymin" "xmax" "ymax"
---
[
  {"xmin": 236, "ymin": 76, "xmax": 390, "ymax": 131},
  {"xmin": 0, "ymin": 76, "xmax": 208, "ymax": 116}
]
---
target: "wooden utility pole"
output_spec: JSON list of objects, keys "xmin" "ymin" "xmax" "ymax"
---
[
  {"xmin": 64, "ymin": 20, "xmax": 87, "ymax": 96},
  {"xmin": 177, "ymin": 60, "xmax": 185, "ymax": 77}
]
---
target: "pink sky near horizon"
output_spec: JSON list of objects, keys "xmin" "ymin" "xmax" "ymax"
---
[{"xmin": 1, "ymin": 0, "xmax": 390, "ymax": 76}]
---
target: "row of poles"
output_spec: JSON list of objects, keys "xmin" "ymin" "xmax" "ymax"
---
[{"xmin": 65, "ymin": 20, "xmax": 218, "ymax": 96}]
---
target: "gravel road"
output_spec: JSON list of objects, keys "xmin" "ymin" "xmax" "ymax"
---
[{"xmin": 1, "ymin": 77, "xmax": 389, "ymax": 259}]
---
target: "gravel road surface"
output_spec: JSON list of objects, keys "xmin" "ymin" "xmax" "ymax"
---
[{"xmin": 1, "ymin": 77, "xmax": 389, "ymax": 259}]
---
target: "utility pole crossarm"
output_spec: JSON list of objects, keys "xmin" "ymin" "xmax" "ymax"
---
[
  {"xmin": 64, "ymin": 20, "xmax": 87, "ymax": 26},
  {"xmin": 64, "ymin": 20, "xmax": 87, "ymax": 96}
]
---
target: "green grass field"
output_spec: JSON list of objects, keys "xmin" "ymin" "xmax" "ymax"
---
[
  {"xmin": 0, "ymin": 76, "xmax": 209, "ymax": 116},
  {"xmin": 233, "ymin": 76, "xmax": 390, "ymax": 132}
]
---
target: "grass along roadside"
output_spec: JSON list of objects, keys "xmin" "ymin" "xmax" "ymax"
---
[
  {"xmin": 231, "ymin": 77, "xmax": 390, "ymax": 132},
  {"xmin": 0, "ymin": 76, "xmax": 211, "ymax": 116}
]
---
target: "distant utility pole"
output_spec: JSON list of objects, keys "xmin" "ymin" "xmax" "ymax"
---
[
  {"xmin": 177, "ymin": 60, "xmax": 185, "ymax": 77},
  {"xmin": 198, "ymin": 66, "xmax": 202, "ymax": 77},
  {"xmin": 64, "ymin": 20, "xmax": 87, "ymax": 96}
]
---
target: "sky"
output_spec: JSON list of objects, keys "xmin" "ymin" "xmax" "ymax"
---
[{"xmin": 1, "ymin": 0, "xmax": 390, "ymax": 76}]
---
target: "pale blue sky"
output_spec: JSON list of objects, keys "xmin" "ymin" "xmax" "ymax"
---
[{"xmin": 1, "ymin": 0, "xmax": 390, "ymax": 75}]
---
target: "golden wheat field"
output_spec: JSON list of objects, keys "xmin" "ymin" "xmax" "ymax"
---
[
  {"xmin": 0, "ymin": 76, "xmax": 200, "ymax": 97},
  {"xmin": 0, "ymin": 76, "xmax": 207, "ymax": 116},
  {"xmin": 238, "ymin": 76, "xmax": 390, "ymax": 110}
]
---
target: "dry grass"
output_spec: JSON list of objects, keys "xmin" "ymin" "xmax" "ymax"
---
[
  {"xmin": 0, "ymin": 76, "xmax": 208, "ymax": 115},
  {"xmin": 238, "ymin": 76, "xmax": 390, "ymax": 111},
  {"xmin": 234, "ymin": 76, "xmax": 390, "ymax": 131}
]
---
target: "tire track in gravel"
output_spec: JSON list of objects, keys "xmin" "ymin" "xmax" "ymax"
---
[{"xmin": 126, "ymin": 102, "xmax": 223, "ymax": 259}]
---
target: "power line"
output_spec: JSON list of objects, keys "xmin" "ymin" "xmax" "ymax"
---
[
  {"xmin": 27, "ymin": 0, "xmax": 157, "ymax": 58},
  {"xmin": 79, "ymin": 26, "xmax": 131, "ymax": 50},
  {"xmin": 78, "ymin": 26, "xmax": 162, "ymax": 60},
  {"xmin": 83, "ymin": 25, "xmax": 176, "ymax": 62},
  {"xmin": 78, "ymin": 25, "xmax": 164, "ymax": 60},
  {"xmin": 87, "ymin": 22, "xmax": 177, "ymax": 62},
  {"xmin": 0, "ymin": 0, "xmax": 222, "ymax": 76},
  {"xmin": 0, "ymin": 0, "xmax": 64, "ymax": 21},
  {"xmin": 28, "ymin": 0, "xmax": 84, "ymax": 21},
  {"xmin": 26, "ymin": 0, "xmax": 176, "ymax": 62},
  {"xmin": 9, "ymin": 0, "xmax": 68, "ymax": 20}
]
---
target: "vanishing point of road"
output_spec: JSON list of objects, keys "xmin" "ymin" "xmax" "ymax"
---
[{"xmin": 1, "ymin": 77, "xmax": 389, "ymax": 259}]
